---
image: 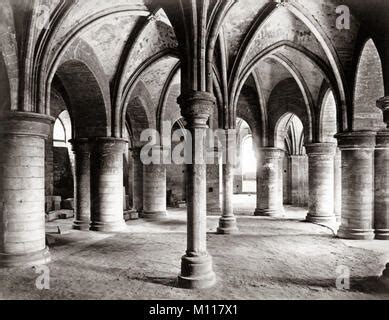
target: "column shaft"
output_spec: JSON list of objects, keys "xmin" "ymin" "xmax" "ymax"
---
[
  {"xmin": 336, "ymin": 131, "xmax": 376, "ymax": 240},
  {"xmin": 206, "ymin": 148, "xmax": 221, "ymax": 214},
  {"xmin": 141, "ymin": 162, "xmax": 167, "ymax": 220},
  {"xmin": 375, "ymin": 131, "xmax": 389, "ymax": 239},
  {"xmin": 71, "ymin": 138, "xmax": 91, "ymax": 230},
  {"xmin": 177, "ymin": 91, "xmax": 216, "ymax": 289},
  {"xmin": 132, "ymin": 147, "xmax": 143, "ymax": 214},
  {"xmin": 255, "ymin": 148, "xmax": 284, "ymax": 217},
  {"xmin": 217, "ymin": 160, "xmax": 238, "ymax": 234},
  {"xmin": 90, "ymin": 138, "xmax": 127, "ymax": 232},
  {"xmin": 0, "ymin": 112, "xmax": 53, "ymax": 267},
  {"xmin": 334, "ymin": 148, "xmax": 342, "ymax": 222},
  {"xmin": 305, "ymin": 143, "xmax": 336, "ymax": 224}
]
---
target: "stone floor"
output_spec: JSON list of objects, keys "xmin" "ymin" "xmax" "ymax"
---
[{"xmin": 0, "ymin": 195, "xmax": 388, "ymax": 300}]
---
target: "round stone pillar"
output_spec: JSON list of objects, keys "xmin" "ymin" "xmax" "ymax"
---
[
  {"xmin": 305, "ymin": 143, "xmax": 337, "ymax": 224},
  {"xmin": 254, "ymin": 148, "xmax": 285, "ymax": 217},
  {"xmin": 132, "ymin": 147, "xmax": 143, "ymax": 214},
  {"xmin": 334, "ymin": 148, "xmax": 342, "ymax": 222},
  {"xmin": 70, "ymin": 138, "xmax": 91, "ymax": 230},
  {"xmin": 375, "ymin": 98, "xmax": 389, "ymax": 240},
  {"xmin": 336, "ymin": 131, "xmax": 376, "ymax": 240},
  {"xmin": 141, "ymin": 162, "xmax": 167, "ymax": 220},
  {"xmin": 0, "ymin": 112, "xmax": 54, "ymax": 267},
  {"xmin": 90, "ymin": 138, "xmax": 127, "ymax": 232},
  {"xmin": 217, "ymin": 162, "xmax": 238, "ymax": 234},
  {"xmin": 177, "ymin": 91, "xmax": 216, "ymax": 289}
]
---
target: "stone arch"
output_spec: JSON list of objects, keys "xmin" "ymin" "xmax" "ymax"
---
[
  {"xmin": 236, "ymin": 76, "xmax": 262, "ymax": 147},
  {"xmin": 53, "ymin": 110, "xmax": 72, "ymax": 147},
  {"xmin": 275, "ymin": 112, "xmax": 308, "ymax": 207},
  {"xmin": 319, "ymin": 88, "xmax": 338, "ymax": 144},
  {"xmin": 268, "ymin": 78, "xmax": 312, "ymax": 147},
  {"xmin": 353, "ymin": 39, "xmax": 385, "ymax": 131},
  {"xmin": 53, "ymin": 60, "xmax": 108, "ymax": 138},
  {"xmin": 126, "ymin": 84, "xmax": 154, "ymax": 147},
  {"xmin": 275, "ymin": 112, "xmax": 304, "ymax": 155}
]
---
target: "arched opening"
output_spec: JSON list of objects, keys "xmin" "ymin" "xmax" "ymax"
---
[
  {"xmin": 54, "ymin": 60, "xmax": 109, "ymax": 138},
  {"xmin": 238, "ymin": 120, "xmax": 256, "ymax": 194},
  {"xmin": 45, "ymin": 59, "xmax": 109, "ymax": 220},
  {"xmin": 275, "ymin": 113, "xmax": 308, "ymax": 208},
  {"xmin": 166, "ymin": 119, "xmax": 187, "ymax": 208},
  {"xmin": 353, "ymin": 39, "xmax": 385, "ymax": 131},
  {"xmin": 320, "ymin": 88, "xmax": 341, "ymax": 220},
  {"xmin": 52, "ymin": 110, "xmax": 74, "ymax": 202}
]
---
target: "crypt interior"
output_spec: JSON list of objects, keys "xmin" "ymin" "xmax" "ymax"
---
[{"xmin": 0, "ymin": 0, "xmax": 389, "ymax": 299}]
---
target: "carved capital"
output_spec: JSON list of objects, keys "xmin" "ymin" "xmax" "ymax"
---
[
  {"xmin": 177, "ymin": 91, "xmax": 216, "ymax": 128},
  {"xmin": 335, "ymin": 131, "xmax": 376, "ymax": 150},
  {"xmin": 305, "ymin": 143, "xmax": 337, "ymax": 156},
  {"xmin": 0, "ymin": 111, "xmax": 54, "ymax": 139}
]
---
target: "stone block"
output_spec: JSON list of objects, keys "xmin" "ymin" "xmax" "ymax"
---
[
  {"xmin": 124, "ymin": 210, "xmax": 139, "ymax": 221},
  {"xmin": 58, "ymin": 210, "xmax": 75, "ymax": 219},
  {"xmin": 46, "ymin": 211, "xmax": 59, "ymax": 222}
]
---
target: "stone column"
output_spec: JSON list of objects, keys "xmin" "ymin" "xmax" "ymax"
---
[
  {"xmin": 305, "ymin": 143, "xmax": 337, "ymax": 224},
  {"xmin": 0, "ymin": 112, "xmax": 53, "ymax": 267},
  {"xmin": 127, "ymin": 148, "xmax": 134, "ymax": 209},
  {"xmin": 336, "ymin": 131, "xmax": 376, "ymax": 240},
  {"xmin": 217, "ymin": 141, "xmax": 238, "ymax": 233},
  {"xmin": 90, "ymin": 138, "xmax": 127, "ymax": 232},
  {"xmin": 206, "ymin": 147, "xmax": 222, "ymax": 214},
  {"xmin": 132, "ymin": 147, "xmax": 143, "ymax": 214},
  {"xmin": 233, "ymin": 158, "xmax": 243, "ymax": 194},
  {"xmin": 289, "ymin": 155, "xmax": 308, "ymax": 206},
  {"xmin": 254, "ymin": 148, "xmax": 285, "ymax": 217},
  {"xmin": 375, "ymin": 97, "xmax": 389, "ymax": 240},
  {"xmin": 70, "ymin": 138, "xmax": 91, "ymax": 230},
  {"xmin": 141, "ymin": 160, "xmax": 167, "ymax": 220},
  {"xmin": 334, "ymin": 148, "xmax": 342, "ymax": 222},
  {"xmin": 177, "ymin": 91, "xmax": 216, "ymax": 289}
]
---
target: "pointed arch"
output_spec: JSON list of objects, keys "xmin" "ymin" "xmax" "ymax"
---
[
  {"xmin": 53, "ymin": 59, "xmax": 108, "ymax": 138},
  {"xmin": 353, "ymin": 38, "xmax": 385, "ymax": 131}
]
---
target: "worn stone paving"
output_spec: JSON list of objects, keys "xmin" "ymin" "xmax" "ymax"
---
[{"xmin": 0, "ymin": 197, "xmax": 388, "ymax": 300}]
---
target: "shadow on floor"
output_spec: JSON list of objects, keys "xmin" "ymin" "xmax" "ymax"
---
[
  {"xmin": 140, "ymin": 276, "xmax": 179, "ymax": 288},
  {"xmin": 268, "ymin": 276, "xmax": 388, "ymax": 294},
  {"xmin": 144, "ymin": 219, "xmax": 187, "ymax": 227}
]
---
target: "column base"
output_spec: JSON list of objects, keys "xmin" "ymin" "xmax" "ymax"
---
[
  {"xmin": 306, "ymin": 213, "xmax": 337, "ymax": 224},
  {"xmin": 178, "ymin": 254, "xmax": 216, "ymax": 289},
  {"xmin": 375, "ymin": 229, "xmax": 389, "ymax": 240},
  {"xmin": 72, "ymin": 220, "xmax": 91, "ymax": 231},
  {"xmin": 140, "ymin": 211, "xmax": 167, "ymax": 220},
  {"xmin": 337, "ymin": 227, "xmax": 375, "ymax": 240},
  {"xmin": 0, "ymin": 247, "xmax": 51, "ymax": 268},
  {"xmin": 90, "ymin": 220, "xmax": 127, "ymax": 232},
  {"xmin": 254, "ymin": 208, "xmax": 284, "ymax": 217},
  {"xmin": 217, "ymin": 216, "xmax": 238, "ymax": 234}
]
